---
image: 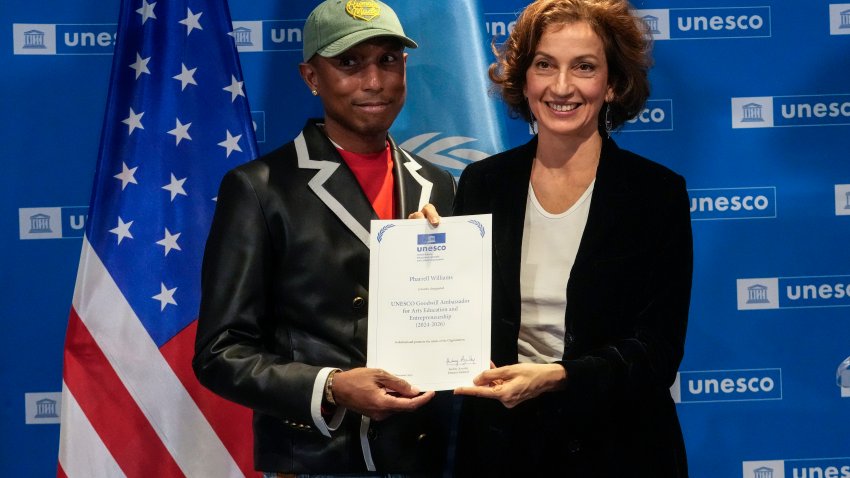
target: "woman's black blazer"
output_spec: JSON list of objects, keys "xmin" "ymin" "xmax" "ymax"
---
[{"xmin": 453, "ymin": 136, "xmax": 693, "ymax": 477}]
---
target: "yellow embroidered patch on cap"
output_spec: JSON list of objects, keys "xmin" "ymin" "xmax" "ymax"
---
[{"xmin": 345, "ymin": 0, "xmax": 381, "ymax": 22}]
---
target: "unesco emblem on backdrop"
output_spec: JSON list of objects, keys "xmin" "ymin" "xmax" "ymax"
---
[
  {"xmin": 232, "ymin": 26, "xmax": 254, "ymax": 46},
  {"xmin": 22, "ymin": 29, "xmax": 47, "ymax": 49},
  {"xmin": 737, "ymin": 276, "xmax": 850, "ymax": 310},
  {"xmin": 835, "ymin": 184, "xmax": 850, "ymax": 216},
  {"xmin": 13, "ymin": 24, "xmax": 55, "ymax": 54},
  {"xmin": 635, "ymin": 7, "xmax": 771, "ymax": 40},
  {"xmin": 231, "ymin": 20, "xmax": 303, "ymax": 52},
  {"xmin": 743, "ymin": 461, "xmax": 785, "ymax": 478},
  {"xmin": 13, "ymin": 23, "xmax": 116, "ymax": 55},
  {"xmin": 24, "ymin": 392, "xmax": 62, "ymax": 425},
  {"xmin": 830, "ymin": 4, "xmax": 850, "ymax": 35},
  {"xmin": 731, "ymin": 97, "xmax": 774, "ymax": 128},
  {"xmin": 744, "ymin": 458, "xmax": 850, "ymax": 478},
  {"xmin": 18, "ymin": 206, "xmax": 88, "ymax": 240},
  {"xmin": 670, "ymin": 369, "xmax": 782, "ymax": 404},
  {"xmin": 736, "ymin": 278, "xmax": 780, "ymax": 310},
  {"xmin": 231, "ymin": 22, "xmax": 263, "ymax": 51},
  {"xmin": 732, "ymin": 95, "xmax": 850, "ymax": 128}
]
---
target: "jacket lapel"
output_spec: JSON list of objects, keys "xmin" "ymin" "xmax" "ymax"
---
[
  {"xmin": 488, "ymin": 138, "xmax": 630, "ymax": 322},
  {"xmin": 489, "ymin": 139, "xmax": 536, "ymax": 321},
  {"xmin": 295, "ymin": 121, "xmax": 375, "ymax": 247},
  {"xmin": 390, "ymin": 135, "xmax": 434, "ymax": 218},
  {"xmin": 572, "ymin": 138, "xmax": 632, "ymax": 269}
]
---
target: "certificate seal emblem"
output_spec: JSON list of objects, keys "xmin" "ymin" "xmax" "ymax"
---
[{"xmin": 345, "ymin": 0, "xmax": 381, "ymax": 21}]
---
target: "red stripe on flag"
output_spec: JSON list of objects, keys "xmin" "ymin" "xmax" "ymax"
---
[
  {"xmin": 63, "ymin": 308, "xmax": 185, "ymax": 478},
  {"xmin": 58, "ymin": 464, "xmax": 67, "ymax": 478},
  {"xmin": 160, "ymin": 320, "xmax": 260, "ymax": 478}
]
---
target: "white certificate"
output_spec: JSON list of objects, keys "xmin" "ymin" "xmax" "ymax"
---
[{"xmin": 367, "ymin": 214, "xmax": 492, "ymax": 391}]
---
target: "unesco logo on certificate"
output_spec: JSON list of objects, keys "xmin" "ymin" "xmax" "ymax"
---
[{"xmin": 416, "ymin": 233, "xmax": 447, "ymax": 263}]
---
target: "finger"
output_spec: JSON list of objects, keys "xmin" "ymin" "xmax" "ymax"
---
[
  {"xmin": 382, "ymin": 390, "xmax": 435, "ymax": 411},
  {"xmin": 403, "ymin": 390, "xmax": 435, "ymax": 409},
  {"xmin": 377, "ymin": 373, "xmax": 421, "ymax": 397},
  {"xmin": 490, "ymin": 360, "xmax": 497, "ymax": 369},
  {"xmin": 473, "ymin": 368, "xmax": 509, "ymax": 386},
  {"xmin": 420, "ymin": 203, "xmax": 441, "ymax": 226},
  {"xmin": 407, "ymin": 211, "xmax": 424, "ymax": 219},
  {"xmin": 454, "ymin": 386, "xmax": 498, "ymax": 399}
]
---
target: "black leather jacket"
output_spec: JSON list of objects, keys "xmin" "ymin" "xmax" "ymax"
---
[{"xmin": 193, "ymin": 120, "xmax": 456, "ymax": 474}]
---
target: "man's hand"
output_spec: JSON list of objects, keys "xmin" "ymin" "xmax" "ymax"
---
[
  {"xmin": 331, "ymin": 367, "xmax": 435, "ymax": 421},
  {"xmin": 407, "ymin": 203, "xmax": 441, "ymax": 226},
  {"xmin": 453, "ymin": 363, "xmax": 566, "ymax": 409}
]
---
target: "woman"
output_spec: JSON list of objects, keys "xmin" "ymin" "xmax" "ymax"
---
[{"xmin": 452, "ymin": 0, "xmax": 693, "ymax": 475}]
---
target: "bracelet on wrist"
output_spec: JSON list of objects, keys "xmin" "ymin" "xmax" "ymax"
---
[{"xmin": 324, "ymin": 369, "xmax": 341, "ymax": 406}]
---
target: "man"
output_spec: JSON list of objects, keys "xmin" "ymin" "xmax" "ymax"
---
[{"xmin": 192, "ymin": 0, "xmax": 456, "ymax": 475}]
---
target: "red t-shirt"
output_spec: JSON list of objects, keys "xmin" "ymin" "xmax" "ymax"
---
[{"xmin": 337, "ymin": 144, "xmax": 395, "ymax": 220}]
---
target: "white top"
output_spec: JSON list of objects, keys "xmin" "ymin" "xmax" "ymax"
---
[{"xmin": 518, "ymin": 180, "xmax": 594, "ymax": 364}]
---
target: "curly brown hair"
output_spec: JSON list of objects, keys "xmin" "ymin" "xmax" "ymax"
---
[{"xmin": 489, "ymin": 0, "xmax": 652, "ymax": 132}]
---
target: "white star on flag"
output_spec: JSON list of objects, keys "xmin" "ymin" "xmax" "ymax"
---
[
  {"xmin": 122, "ymin": 108, "xmax": 145, "ymax": 135},
  {"xmin": 109, "ymin": 217, "xmax": 134, "ymax": 244},
  {"xmin": 218, "ymin": 130, "xmax": 243, "ymax": 158},
  {"xmin": 156, "ymin": 228, "xmax": 182, "ymax": 256},
  {"xmin": 173, "ymin": 63, "xmax": 198, "ymax": 91},
  {"xmin": 179, "ymin": 8, "xmax": 203, "ymax": 36},
  {"xmin": 114, "ymin": 162, "xmax": 139, "ymax": 190},
  {"xmin": 167, "ymin": 118, "xmax": 192, "ymax": 145},
  {"xmin": 129, "ymin": 52, "xmax": 151, "ymax": 79},
  {"xmin": 152, "ymin": 282, "xmax": 178, "ymax": 311},
  {"xmin": 136, "ymin": 0, "xmax": 157, "ymax": 24},
  {"xmin": 162, "ymin": 173, "xmax": 188, "ymax": 201},
  {"xmin": 223, "ymin": 75, "xmax": 245, "ymax": 102}
]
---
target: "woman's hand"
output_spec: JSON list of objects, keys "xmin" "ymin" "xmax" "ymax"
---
[
  {"xmin": 407, "ymin": 203, "xmax": 441, "ymax": 225},
  {"xmin": 454, "ymin": 362, "xmax": 567, "ymax": 408}
]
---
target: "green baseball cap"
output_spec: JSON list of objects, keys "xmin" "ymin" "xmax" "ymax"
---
[{"xmin": 303, "ymin": 0, "xmax": 418, "ymax": 62}]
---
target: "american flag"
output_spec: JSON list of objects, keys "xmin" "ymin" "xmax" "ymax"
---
[{"xmin": 58, "ymin": 0, "xmax": 259, "ymax": 476}]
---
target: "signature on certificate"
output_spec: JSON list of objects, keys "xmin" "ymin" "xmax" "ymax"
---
[{"xmin": 445, "ymin": 355, "xmax": 478, "ymax": 367}]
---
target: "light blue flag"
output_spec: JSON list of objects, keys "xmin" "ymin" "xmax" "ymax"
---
[{"xmin": 390, "ymin": 1, "xmax": 509, "ymax": 177}]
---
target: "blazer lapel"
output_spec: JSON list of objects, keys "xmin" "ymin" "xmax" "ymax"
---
[
  {"xmin": 489, "ymin": 139, "xmax": 536, "ymax": 320},
  {"xmin": 295, "ymin": 121, "xmax": 376, "ymax": 247},
  {"xmin": 572, "ymin": 138, "xmax": 632, "ymax": 268},
  {"xmin": 390, "ymin": 135, "xmax": 434, "ymax": 218}
]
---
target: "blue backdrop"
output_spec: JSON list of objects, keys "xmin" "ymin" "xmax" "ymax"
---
[{"xmin": 3, "ymin": 1, "xmax": 850, "ymax": 477}]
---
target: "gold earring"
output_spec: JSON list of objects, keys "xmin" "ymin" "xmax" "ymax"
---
[{"xmin": 311, "ymin": 89, "xmax": 318, "ymax": 96}]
